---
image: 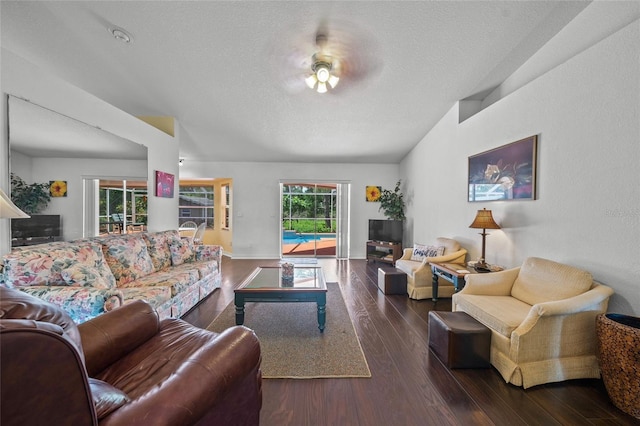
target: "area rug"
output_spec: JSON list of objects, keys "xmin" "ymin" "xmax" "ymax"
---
[{"xmin": 207, "ymin": 282, "xmax": 371, "ymax": 379}]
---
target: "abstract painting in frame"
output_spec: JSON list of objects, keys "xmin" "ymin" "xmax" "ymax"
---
[
  {"xmin": 468, "ymin": 135, "xmax": 537, "ymax": 202},
  {"xmin": 155, "ymin": 170, "xmax": 174, "ymax": 198}
]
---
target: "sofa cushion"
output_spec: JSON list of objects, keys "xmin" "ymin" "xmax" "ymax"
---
[
  {"xmin": 122, "ymin": 269, "xmax": 199, "ymax": 298},
  {"xmin": 410, "ymin": 244, "xmax": 445, "ymax": 261},
  {"xmin": 454, "ymin": 294, "xmax": 531, "ymax": 338},
  {"xmin": 119, "ymin": 287, "xmax": 172, "ymax": 309},
  {"xmin": 144, "ymin": 230, "xmax": 178, "ymax": 271},
  {"xmin": 101, "ymin": 237, "xmax": 155, "ymax": 285},
  {"xmin": 173, "ymin": 261, "xmax": 218, "ymax": 281},
  {"xmin": 61, "ymin": 265, "xmax": 113, "ymax": 289},
  {"xmin": 88, "ymin": 378, "xmax": 130, "ymax": 420},
  {"xmin": 169, "ymin": 239, "xmax": 195, "ymax": 266},
  {"xmin": 3, "ymin": 242, "xmax": 116, "ymax": 289},
  {"xmin": 511, "ymin": 257, "xmax": 593, "ymax": 305}
]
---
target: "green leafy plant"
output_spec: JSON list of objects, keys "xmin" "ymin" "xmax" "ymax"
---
[
  {"xmin": 378, "ymin": 180, "xmax": 405, "ymax": 220},
  {"xmin": 10, "ymin": 173, "xmax": 51, "ymax": 214}
]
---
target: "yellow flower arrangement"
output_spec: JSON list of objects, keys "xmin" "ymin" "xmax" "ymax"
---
[
  {"xmin": 366, "ymin": 186, "xmax": 381, "ymax": 202},
  {"xmin": 49, "ymin": 180, "xmax": 67, "ymax": 197}
]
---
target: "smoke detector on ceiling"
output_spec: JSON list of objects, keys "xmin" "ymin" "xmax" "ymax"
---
[{"xmin": 108, "ymin": 26, "xmax": 133, "ymax": 44}]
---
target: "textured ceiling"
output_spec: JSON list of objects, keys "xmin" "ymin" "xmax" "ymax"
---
[{"xmin": 1, "ymin": 1, "xmax": 589, "ymax": 163}]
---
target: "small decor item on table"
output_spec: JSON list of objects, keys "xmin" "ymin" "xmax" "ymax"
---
[
  {"xmin": 281, "ymin": 262, "xmax": 294, "ymax": 287},
  {"xmin": 595, "ymin": 313, "xmax": 640, "ymax": 419}
]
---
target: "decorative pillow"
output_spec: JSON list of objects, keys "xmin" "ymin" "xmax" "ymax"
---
[
  {"xmin": 143, "ymin": 231, "xmax": 174, "ymax": 271},
  {"xmin": 170, "ymin": 239, "xmax": 195, "ymax": 266},
  {"xmin": 101, "ymin": 237, "xmax": 155, "ymax": 285},
  {"xmin": 61, "ymin": 265, "xmax": 112, "ymax": 289},
  {"xmin": 88, "ymin": 378, "xmax": 130, "ymax": 420},
  {"xmin": 410, "ymin": 244, "xmax": 445, "ymax": 261}
]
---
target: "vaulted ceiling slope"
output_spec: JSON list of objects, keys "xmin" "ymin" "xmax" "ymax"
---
[{"xmin": 1, "ymin": 1, "xmax": 589, "ymax": 163}]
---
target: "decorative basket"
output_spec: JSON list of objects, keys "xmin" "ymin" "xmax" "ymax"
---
[{"xmin": 595, "ymin": 313, "xmax": 640, "ymax": 419}]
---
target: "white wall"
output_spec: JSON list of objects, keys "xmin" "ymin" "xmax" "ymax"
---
[
  {"xmin": 181, "ymin": 161, "xmax": 400, "ymax": 259},
  {"xmin": 11, "ymin": 153, "xmax": 147, "ymax": 241},
  {"xmin": 1, "ymin": 49, "xmax": 179, "ymax": 254},
  {"xmin": 401, "ymin": 19, "xmax": 640, "ymax": 315}
]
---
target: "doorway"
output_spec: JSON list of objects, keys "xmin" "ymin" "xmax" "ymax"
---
[
  {"xmin": 83, "ymin": 178, "xmax": 147, "ymax": 237},
  {"xmin": 281, "ymin": 182, "xmax": 350, "ymax": 258}
]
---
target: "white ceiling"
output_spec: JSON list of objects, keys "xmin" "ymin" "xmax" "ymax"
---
[
  {"xmin": 9, "ymin": 96, "xmax": 147, "ymax": 160},
  {"xmin": 1, "ymin": 1, "xmax": 589, "ymax": 164}
]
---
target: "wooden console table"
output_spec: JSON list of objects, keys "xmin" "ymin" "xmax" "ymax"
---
[{"xmin": 366, "ymin": 241, "xmax": 402, "ymax": 265}]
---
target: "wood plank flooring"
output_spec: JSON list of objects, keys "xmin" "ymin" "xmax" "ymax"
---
[{"xmin": 182, "ymin": 258, "xmax": 638, "ymax": 426}]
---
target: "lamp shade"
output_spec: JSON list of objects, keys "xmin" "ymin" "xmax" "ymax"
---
[
  {"xmin": 0, "ymin": 188, "xmax": 30, "ymax": 219},
  {"xmin": 469, "ymin": 208, "xmax": 500, "ymax": 230}
]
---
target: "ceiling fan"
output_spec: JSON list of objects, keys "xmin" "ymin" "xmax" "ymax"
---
[
  {"xmin": 304, "ymin": 33, "xmax": 340, "ymax": 93},
  {"xmin": 272, "ymin": 22, "xmax": 380, "ymax": 94}
]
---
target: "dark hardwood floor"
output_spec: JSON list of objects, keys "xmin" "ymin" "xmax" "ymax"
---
[{"xmin": 182, "ymin": 257, "xmax": 638, "ymax": 426}]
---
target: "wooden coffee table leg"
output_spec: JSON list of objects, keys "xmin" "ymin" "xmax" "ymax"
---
[
  {"xmin": 317, "ymin": 293, "xmax": 327, "ymax": 332},
  {"xmin": 234, "ymin": 296, "xmax": 245, "ymax": 325}
]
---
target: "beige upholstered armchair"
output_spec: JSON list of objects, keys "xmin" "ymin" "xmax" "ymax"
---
[
  {"xmin": 452, "ymin": 257, "xmax": 614, "ymax": 388},
  {"xmin": 395, "ymin": 237, "xmax": 467, "ymax": 300}
]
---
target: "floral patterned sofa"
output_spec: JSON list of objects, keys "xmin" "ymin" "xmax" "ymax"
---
[{"xmin": 1, "ymin": 230, "xmax": 222, "ymax": 323}]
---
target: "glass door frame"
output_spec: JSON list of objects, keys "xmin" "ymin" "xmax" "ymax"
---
[{"xmin": 280, "ymin": 180, "xmax": 350, "ymax": 258}]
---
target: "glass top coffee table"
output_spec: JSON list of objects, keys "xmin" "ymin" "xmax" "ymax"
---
[{"xmin": 234, "ymin": 266, "xmax": 328, "ymax": 332}]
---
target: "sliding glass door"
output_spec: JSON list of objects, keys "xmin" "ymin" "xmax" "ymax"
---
[{"xmin": 281, "ymin": 181, "xmax": 350, "ymax": 258}]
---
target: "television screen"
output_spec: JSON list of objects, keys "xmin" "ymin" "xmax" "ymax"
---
[
  {"xmin": 11, "ymin": 215, "xmax": 62, "ymax": 239},
  {"xmin": 368, "ymin": 219, "xmax": 403, "ymax": 243}
]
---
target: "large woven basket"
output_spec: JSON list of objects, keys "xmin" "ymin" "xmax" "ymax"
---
[{"xmin": 595, "ymin": 313, "xmax": 640, "ymax": 419}]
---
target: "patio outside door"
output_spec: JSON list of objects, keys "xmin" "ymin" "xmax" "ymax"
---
[{"xmin": 281, "ymin": 182, "xmax": 349, "ymax": 258}]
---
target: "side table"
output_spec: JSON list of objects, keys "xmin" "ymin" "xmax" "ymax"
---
[{"xmin": 430, "ymin": 263, "xmax": 471, "ymax": 302}]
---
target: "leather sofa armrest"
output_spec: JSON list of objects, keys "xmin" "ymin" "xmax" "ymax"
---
[
  {"xmin": 0, "ymin": 318, "xmax": 64, "ymax": 334},
  {"xmin": 1, "ymin": 321, "xmax": 98, "ymax": 425},
  {"xmin": 100, "ymin": 325, "xmax": 261, "ymax": 425},
  {"xmin": 79, "ymin": 300, "xmax": 159, "ymax": 377}
]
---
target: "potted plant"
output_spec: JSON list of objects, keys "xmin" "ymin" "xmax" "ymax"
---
[
  {"xmin": 10, "ymin": 173, "xmax": 51, "ymax": 215},
  {"xmin": 378, "ymin": 180, "xmax": 405, "ymax": 220}
]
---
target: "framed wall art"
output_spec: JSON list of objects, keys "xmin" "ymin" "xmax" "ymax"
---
[
  {"xmin": 155, "ymin": 171, "xmax": 175, "ymax": 198},
  {"xmin": 366, "ymin": 186, "xmax": 381, "ymax": 202},
  {"xmin": 468, "ymin": 135, "xmax": 538, "ymax": 202},
  {"xmin": 49, "ymin": 180, "xmax": 67, "ymax": 197}
]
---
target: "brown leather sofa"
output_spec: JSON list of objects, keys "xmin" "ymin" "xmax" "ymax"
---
[{"xmin": 0, "ymin": 287, "xmax": 262, "ymax": 425}]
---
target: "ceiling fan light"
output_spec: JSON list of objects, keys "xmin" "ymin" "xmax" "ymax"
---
[
  {"xmin": 305, "ymin": 74, "xmax": 317, "ymax": 89},
  {"xmin": 316, "ymin": 66, "xmax": 330, "ymax": 83},
  {"xmin": 328, "ymin": 75, "xmax": 339, "ymax": 88},
  {"xmin": 317, "ymin": 82, "xmax": 327, "ymax": 93}
]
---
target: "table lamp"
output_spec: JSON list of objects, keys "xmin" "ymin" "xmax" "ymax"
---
[
  {"xmin": 469, "ymin": 208, "xmax": 500, "ymax": 271},
  {"xmin": 1, "ymin": 188, "xmax": 30, "ymax": 219}
]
